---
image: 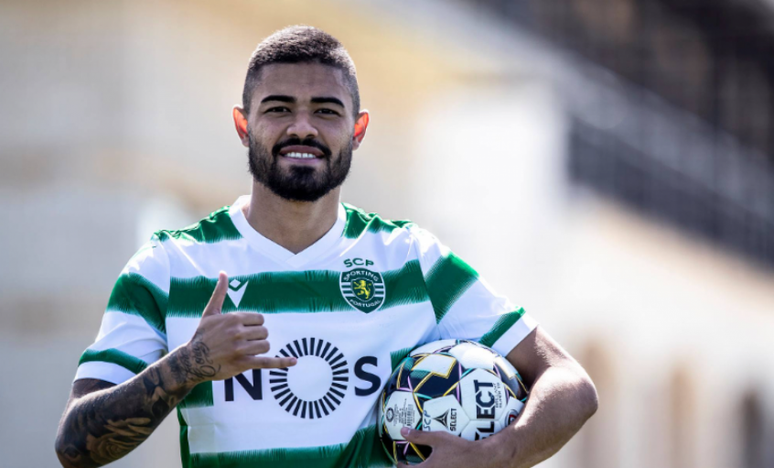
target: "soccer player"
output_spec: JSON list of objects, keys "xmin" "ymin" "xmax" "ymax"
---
[{"xmin": 55, "ymin": 26, "xmax": 597, "ymax": 468}]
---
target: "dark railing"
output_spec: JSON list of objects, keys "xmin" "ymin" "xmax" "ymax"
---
[
  {"xmin": 471, "ymin": 0, "xmax": 774, "ymax": 163},
  {"xmin": 468, "ymin": 0, "xmax": 774, "ymax": 268},
  {"xmin": 569, "ymin": 99, "xmax": 774, "ymax": 267}
]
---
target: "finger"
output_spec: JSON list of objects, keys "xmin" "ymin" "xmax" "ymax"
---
[
  {"xmin": 244, "ymin": 355, "xmax": 298, "ymax": 369},
  {"xmin": 235, "ymin": 312, "xmax": 264, "ymax": 326},
  {"xmin": 202, "ymin": 272, "xmax": 228, "ymax": 317},
  {"xmin": 240, "ymin": 326, "xmax": 268, "ymax": 341},
  {"xmin": 400, "ymin": 427, "xmax": 452, "ymax": 447},
  {"xmin": 240, "ymin": 340, "xmax": 271, "ymax": 356}
]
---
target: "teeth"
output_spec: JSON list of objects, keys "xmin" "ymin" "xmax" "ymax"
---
[{"xmin": 285, "ymin": 152, "xmax": 316, "ymax": 159}]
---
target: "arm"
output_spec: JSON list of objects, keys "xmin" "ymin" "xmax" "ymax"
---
[
  {"xmin": 55, "ymin": 272, "xmax": 298, "ymax": 468},
  {"xmin": 493, "ymin": 326, "xmax": 598, "ymax": 466},
  {"xmin": 399, "ymin": 326, "xmax": 598, "ymax": 468},
  {"xmin": 55, "ymin": 345, "xmax": 208, "ymax": 468}
]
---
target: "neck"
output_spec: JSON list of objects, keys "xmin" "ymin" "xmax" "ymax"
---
[{"xmin": 243, "ymin": 182, "xmax": 341, "ymax": 254}]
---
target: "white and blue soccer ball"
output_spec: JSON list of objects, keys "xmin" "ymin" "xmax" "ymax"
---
[{"xmin": 378, "ymin": 339, "xmax": 528, "ymax": 465}]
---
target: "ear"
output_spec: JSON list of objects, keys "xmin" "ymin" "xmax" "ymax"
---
[
  {"xmin": 352, "ymin": 110, "xmax": 370, "ymax": 150},
  {"xmin": 232, "ymin": 106, "xmax": 250, "ymax": 147}
]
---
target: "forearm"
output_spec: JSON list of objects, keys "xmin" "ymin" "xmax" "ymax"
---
[
  {"xmin": 487, "ymin": 364, "xmax": 598, "ymax": 468},
  {"xmin": 55, "ymin": 343, "xmax": 216, "ymax": 468}
]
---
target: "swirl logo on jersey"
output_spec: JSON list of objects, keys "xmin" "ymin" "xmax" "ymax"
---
[
  {"xmin": 269, "ymin": 338, "xmax": 350, "ymax": 419},
  {"xmin": 340, "ymin": 268, "xmax": 385, "ymax": 313}
]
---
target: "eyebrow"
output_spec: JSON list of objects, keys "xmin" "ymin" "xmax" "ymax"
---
[
  {"xmin": 311, "ymin": 97, "xmax": 345, "ymax": 108},
  {"xmin": 261, "ymin": 95, "xmax": 295, "ymax": 104},
  {"xmin": 259, "ymin": 95, "xmax": 345, "ymax": 108}
]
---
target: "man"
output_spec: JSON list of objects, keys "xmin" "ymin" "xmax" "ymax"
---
[{"xmin": 55, "ymin": 26, "xmax": 597, "ymax": 468}]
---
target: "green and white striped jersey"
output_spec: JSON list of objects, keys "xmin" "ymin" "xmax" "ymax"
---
[{"xmin": 75, "ymin": 196, "xmax": 537, "ymax": 468}]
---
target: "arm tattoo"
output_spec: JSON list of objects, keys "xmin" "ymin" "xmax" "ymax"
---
[
  {"xmin": 169, "ymin": 330, "xmax": 220, "ymax": 384},
  {"xmin": 55, "ymin": 341, "xmax": 220, "ymax": 468}
]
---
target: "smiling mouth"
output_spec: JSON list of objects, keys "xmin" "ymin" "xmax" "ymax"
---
[
  {"xmin": 283, "ymin": 152, "xmax": 319, "ymax": 159},
  {"xmin": 276, "ymin": 143, "xmax": 329, "ymax": 160}
]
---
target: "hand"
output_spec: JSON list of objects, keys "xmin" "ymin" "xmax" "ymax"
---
[
  {"xmin": 397, "ymin": 428, "xmax": 500, "ymax": 468},
  {"xmin": 177, "ymin": 271, "xmax": 297, "ymax": 385}
]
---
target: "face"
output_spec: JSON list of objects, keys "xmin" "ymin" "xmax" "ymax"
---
[{"xmin": 235, "ymin": 63, "xmax": 367, "ymax": 202}]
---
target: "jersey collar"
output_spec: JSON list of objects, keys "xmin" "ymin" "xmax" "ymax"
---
[{"xmin": 228, "ymin": 195, "xmax": 346, "ymax": 269}]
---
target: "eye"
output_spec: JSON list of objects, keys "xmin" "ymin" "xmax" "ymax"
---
[
  {"xmin": 316, "ymin": 108, "xmax": 340, "ymax": 116},
  {"xmin": 265, "ymin": 106, "xmax": 290, "ymax": 113}
]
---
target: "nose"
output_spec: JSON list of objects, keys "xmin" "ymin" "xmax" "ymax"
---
[{"xmin": 286, "ymin": 112, "xmax": 319, "ymax": 140}]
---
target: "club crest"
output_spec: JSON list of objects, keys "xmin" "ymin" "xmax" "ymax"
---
[{"xmin": 340, "ymin": 268, "xmax": 385, "ymax": 313}]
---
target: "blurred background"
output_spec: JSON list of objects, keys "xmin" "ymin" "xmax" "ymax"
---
[{"xmin": 1, "ymin": 0, "xmax": 774, "ymax": 466}]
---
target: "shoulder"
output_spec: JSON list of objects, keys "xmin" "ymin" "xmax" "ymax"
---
[
  {"xmin": 140, "ymin": 204, "xmax": 243, "ymax": 278},
  {"xmin": 153, "ymin": 205, "xmax": 242, "ymax": 245},
  {"xmin": 341, "ymin": 203, "xmax": 417, "ymax": 239},
  {"xmin": 341, "ymin": 203, "xmax": 445, "ymax": 252}
]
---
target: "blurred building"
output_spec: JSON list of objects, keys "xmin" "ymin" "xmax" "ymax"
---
[{"xmin": 1, "ymin": 0, "xmax": 773, "ymax": 467}]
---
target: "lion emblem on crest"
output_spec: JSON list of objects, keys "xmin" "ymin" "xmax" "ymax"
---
[{"xmin": 339, "ymin": 268, "xmax": 385, "ymax": 313}]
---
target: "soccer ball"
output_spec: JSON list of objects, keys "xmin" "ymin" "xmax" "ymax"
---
[{"xmin": 378, "ymin": 339, "xmax": 528, "ymax": 465}]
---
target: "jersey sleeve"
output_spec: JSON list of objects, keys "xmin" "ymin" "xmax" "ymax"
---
[
  {"xmin": 74, "ymin": 236, "xmax": 170, "ymax": 384},
  {"xmin": 409, "ymin": 226, "xmax": 538, "ymax": 357}
]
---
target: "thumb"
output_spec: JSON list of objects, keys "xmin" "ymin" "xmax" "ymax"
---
[
  {"xmin": 202, "ymin": 271, "xmax": 228, "ymax": 317},
  {"xmin": 400, "ymin": 427, "xmax": 452, "ymax": 447}
]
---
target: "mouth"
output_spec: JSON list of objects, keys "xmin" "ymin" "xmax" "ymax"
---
[{"xmin": 278, "ymin": 145, "xmax": 326, "ymax": 160}]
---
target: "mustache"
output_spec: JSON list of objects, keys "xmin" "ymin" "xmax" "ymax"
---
[{"xmin": 272, "ymin": 137, "xmax": 332, "ymax": 158}]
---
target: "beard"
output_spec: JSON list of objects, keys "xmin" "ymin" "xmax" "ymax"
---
[{"xmin": 248, "ymin": 134, "xmax": 352, "ymax": 202}]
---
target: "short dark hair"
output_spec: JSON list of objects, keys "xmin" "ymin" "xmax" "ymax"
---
[{"xmin": 242, "ymin": 26, "xmax": 360, "ymax": 117}]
